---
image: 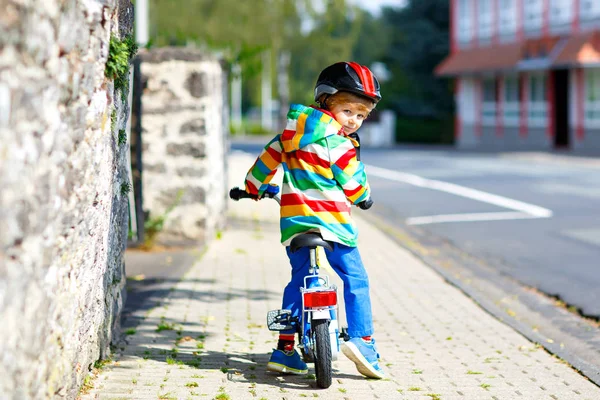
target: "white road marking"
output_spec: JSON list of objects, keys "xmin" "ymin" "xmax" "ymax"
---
[
  {"xmin": 366, "ymin": 164, "xmax": 553, "ymax": 225},
  {"xmin": 405, "ymin": 212, "xmax": 544, "ymax": 226}
]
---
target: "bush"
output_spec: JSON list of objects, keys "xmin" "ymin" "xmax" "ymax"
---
[
  {"xmin": 395, "ymin": 116, "xmax": 455, "ymax": 144},
  {"xmin": 229, "ymin": 120, "xmax": 274, "ymax": 136}
]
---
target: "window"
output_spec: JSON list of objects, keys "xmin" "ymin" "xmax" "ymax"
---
[
  {"xmin": 499, "ymin": 0, "xmax": 517, "ymax": 39},
  {"xmin": 528, "ymin": 73, "xmax": 547, "ymax": 125},
  {"xmin": 503, "ymin": 76, "xmax": 520, "ymax": 125},
  {"xmin": 585, "ymin": 69, "xmax": 600, "ymax": 126},
  {"xmin": 581, "ymin": 0, "xmax": 600, "ymax": 20},
  {"xmin": 482, "ymin": 78, "xmax": 497, "ymax": 124},
  {"xmin": 478, "ymin": 0, "xmax": 493, "ymax": 41},
  {"xmin": 549, "ymin": 0, "xmax": 573, "ymax": 26},
  {"xmin": 457, "ymin": 0, "xmax": 473, "ymax": 46},
  {"xmin": 523, "ymin": 0, "xmax": 543, "ymax": 32}
]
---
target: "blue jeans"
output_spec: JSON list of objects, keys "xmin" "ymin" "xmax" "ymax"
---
[{"xmin": 281, "ymin": 242, "xmax": 374, "ymax": 338}]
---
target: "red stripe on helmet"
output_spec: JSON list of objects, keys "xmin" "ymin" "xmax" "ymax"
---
[{"xmin": 347, "ymin": 62, "xmax": 376, "ymax": 98}]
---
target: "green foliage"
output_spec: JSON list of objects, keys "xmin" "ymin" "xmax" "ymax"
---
[
  {"xmin": 148, "ymin": 0, "xmax": 454, "ymax": 144},
  {"xmin": 118, "ymin": 129, "xmax": 127, "ymax": 146},
  {"xmin": 287, "ymin": 0, "xmax": 363, "ymax": 104},
  {"xmin": 395, "ymin": 116, "xmax": 454, "ymax": 144},
  {"xmin": 143, "ymin": 189, "xmax": 184, "ymax": 249},
  {"xmin": 157, "ymin": 321, "xmax": 176, "ymax": 332},
  {"xmin": 378, "ymin": 1, "xmax": 453, "ymax": 119},
  {"xmin": 229, "ymin": 120, "xmax": 274, "ymax": 136},
  {"xmin": 120, "ymin": 181, "xmax": 132, "ymax": 196},
  {"xmin": 93, "ymin": 357, "xmax": 112, "ymax": 370},
  {"xmin": 110, "ymin": 109, "xmax": 117, "ymax": 132},
  {"xmin": 106, "ymin": 36, "xmax": 130, "ymax": 81},
  {"xmin": 149, "ymin": 0, "xmax": 365, "ymax": 109},
  {"xmin": 105, "ymin": 34, "xmax": 139, "ymax": 102}
]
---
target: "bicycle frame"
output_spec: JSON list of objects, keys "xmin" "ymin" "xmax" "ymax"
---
[
  {"xmin": 231, "ymin": 186, "xmax": 341, "ymax": 387},
  {"xmin": 299, "ymin": 247, "xmax": 340, "ymax": 361}
]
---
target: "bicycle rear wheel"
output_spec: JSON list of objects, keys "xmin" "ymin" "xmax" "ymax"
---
[{"xmin": 312, "ymin": 319, "xmax": 332, "ymax": 388}]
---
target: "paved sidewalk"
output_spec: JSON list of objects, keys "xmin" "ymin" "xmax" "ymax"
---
[{"xmin": 80, "ymin": 154, "xmax": 600, "ymax": 400}]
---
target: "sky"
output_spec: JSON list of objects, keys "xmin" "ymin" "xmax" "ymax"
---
[{"xmin": 350, "ymin": 0, "xmax": 407, "ymax": 15}]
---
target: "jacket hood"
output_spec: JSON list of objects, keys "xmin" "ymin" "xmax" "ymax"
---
[{"xmin": 281, "ymin": 104, "xmax": 343, "ymax": 152}]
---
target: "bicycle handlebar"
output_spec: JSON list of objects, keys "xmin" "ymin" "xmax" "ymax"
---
[{"xmin": 229, "ymin": 187, "xmax": 278, "ymax": 201}]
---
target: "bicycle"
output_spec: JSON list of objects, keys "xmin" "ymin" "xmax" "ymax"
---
[{"xmin": 229, "ymin": 186, "xmax": 343, "ymax": 389}]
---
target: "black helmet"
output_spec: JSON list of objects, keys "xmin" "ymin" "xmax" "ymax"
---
[{"xmin": 314, "ymin": 61, "xmax": 382, "ymax": 104}]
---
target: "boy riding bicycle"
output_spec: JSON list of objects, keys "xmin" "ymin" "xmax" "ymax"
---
[{"xmin": 244, "ymin": 62, "xmax": 385, "ymax": 379}]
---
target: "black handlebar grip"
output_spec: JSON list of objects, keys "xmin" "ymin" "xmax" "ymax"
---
[{"xmin": 229, "ymin": 187, "xmax": 247, "ymax": 201}]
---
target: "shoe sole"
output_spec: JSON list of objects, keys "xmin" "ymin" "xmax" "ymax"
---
[
  {"xmin": 266, "ymin": 361, "xmax": 308, "ymax": 375},
  {"xmin": 341, "ymin": 342, "xmax": 386, "ymax": 379}
]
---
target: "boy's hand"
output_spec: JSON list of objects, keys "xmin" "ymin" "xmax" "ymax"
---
[
  {"xmin": 264, "ymin": 184, "xmax": 280, "ymax": 196},
  {"xmin": 357, "ymin": 197, "xmax": 373, "ymax": 210}
]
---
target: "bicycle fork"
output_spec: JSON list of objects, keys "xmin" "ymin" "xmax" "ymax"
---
[
  {"xmin": 300, "ymin": 247, "xmax": 340, "ymax": 360},
  {"xmin": 266, "ymin": 247, "xmax": 341, "ymax": 361}
]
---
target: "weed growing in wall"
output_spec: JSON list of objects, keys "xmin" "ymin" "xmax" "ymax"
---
[
  {"xmin": 142, "ymin": 190, "xmax": 185, "ymax": 250},
  {"xmin": 110, "ymin": 109, "xmax": 117, "ymax": 132},
  {"xmin": 105, "ymin": 34, "xmax": 138, "ymax": 102},
  {"xmin": 118, "ymin": 129, "xmax": 127, "ymax": 146},
  {"xmin": 120, "ymin": 181, "xmax": 132, "ymax": 196}
]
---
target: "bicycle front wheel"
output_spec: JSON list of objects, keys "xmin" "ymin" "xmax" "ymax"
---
[{"xmin": 312, "ymin": 319, "xmax": 332, "ymax": 388}]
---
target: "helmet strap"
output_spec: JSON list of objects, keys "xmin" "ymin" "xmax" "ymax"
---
[{"xmin": 318, "ymin": 94, "xmax": 331, "ymax": 110}]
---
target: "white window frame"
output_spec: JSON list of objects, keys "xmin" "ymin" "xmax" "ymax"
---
[
  {"xmin": 457, "ymin": 0, "xmax": 473, "ymax": 46},
  {"xmin": 528, "ymin": 73, "xmax": 547, "ymax": 127},
  {"xmin": 580, "ymin": 0, "xmax": 600, "ymax": 20},
  {"xmin": 523, "ymin": 0, "xmax": 543, "ymax": 32},
  {"xmin": 478, "ymin": 0, "xmax": 493, "ymax": 41},
  {"xmin": 499, "ymin": 0, "xmax": 517, "ymax": 39},
  {"xmin": 584, "ymin": 68, "xmax": 600, "ymax": 128},
  {"xmin": 549, "ymin": 0, "xmax": 573, "ymax": 27},
  {"xmin": 482, "ymin": 77, "xmax": 497, "ymax": 125},
  {"xmin": 503, "ymin": 75, "xmax": 520, "ymax": 126}
]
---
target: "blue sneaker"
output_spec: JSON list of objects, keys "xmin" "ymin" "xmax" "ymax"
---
[
  {"xmin": 342, "ymin": 337, "xmax": 386, "ymax": 379},
  {"xmin": 267, "ymin": 349, "xmax": 308, "ymax": 375}
]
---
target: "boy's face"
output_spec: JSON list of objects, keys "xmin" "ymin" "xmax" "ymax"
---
[{"xmin": 329, "ymin": 102, "xmax": 373, "ymax": 135}]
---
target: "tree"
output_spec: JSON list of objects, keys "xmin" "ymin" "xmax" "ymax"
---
[
  {"xmin": 148, "ymin": 0, "xmax": 373, "ymax": 127},
  {"xmin": 380, "ymin": 0, "xmax": 453, "ymax": 118}
]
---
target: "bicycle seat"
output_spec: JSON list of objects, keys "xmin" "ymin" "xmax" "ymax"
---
[{"xmin": 289, "ymin": 233, "xmax": 334, "ymax": 253}]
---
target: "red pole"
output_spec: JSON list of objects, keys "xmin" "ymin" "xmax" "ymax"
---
[
  {"xmin": 516, "ymin": 0, "xmax": 524, "ymax": 41},
  {"xmin": 572, "ymin": 0, "xmax": 580, "ymax": 33},
  {"xmin": 451, "ymin": 0, "xmax": 457, "ymax": 53},
  {"xmin": 476, "ymin": 77, "xmax": 483, "ymax": 137},
  {"xmin": 547, "ymin": 71, "xmax": 555, "ymax": 140},
  {"xmin": 496, "ymin": 76, "xmax": 504, "ymax": 137},
  {"xmin": 542, "ymin": 0, "xmax": 550, "ymax": 37}
]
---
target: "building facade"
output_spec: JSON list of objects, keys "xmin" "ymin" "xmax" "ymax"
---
[{"xmin": 436, "ymin": 0, "xmax": 600, "ymax": 151}]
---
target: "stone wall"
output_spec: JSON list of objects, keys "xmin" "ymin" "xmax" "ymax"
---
[
  {"xmin": 0, "ymin": 0, "xmax": 133, "ymax": 398},
  {"xmin": 139, "ymin": 48, "xmax": 229, "ymax": 245}
]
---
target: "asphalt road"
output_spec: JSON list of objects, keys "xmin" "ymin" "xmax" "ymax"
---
[{"xmin": 232, "ymin": 141, "xmax": 600, "ymax": 317}]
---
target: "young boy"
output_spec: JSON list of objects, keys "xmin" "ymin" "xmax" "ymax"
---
[{"xmin": 244, "ymin": 61, "xmax": 384, "ymax": 379}]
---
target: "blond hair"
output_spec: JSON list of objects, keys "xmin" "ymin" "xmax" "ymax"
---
[{"xmin": 320, "ymin": 91, "xmax": 375, "ymax": 114}]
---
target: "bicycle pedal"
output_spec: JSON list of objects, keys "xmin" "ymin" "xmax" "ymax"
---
[
  {"xmin": 339, "ymin": 326, "xmax": 350, "ymax": 342},
  {"xmin": 267, "ymin": 309, "xmax": 295, "ymax": 331}
]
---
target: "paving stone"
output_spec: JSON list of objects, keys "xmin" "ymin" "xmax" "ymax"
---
[{"xmin": 79, "ymin": 154, "xmax": 600, "ymax": 400}]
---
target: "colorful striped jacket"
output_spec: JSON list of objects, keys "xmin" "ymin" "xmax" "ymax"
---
[{"xmin": 245, "ymin": 103, "xmax": 370, "ymax": 247}]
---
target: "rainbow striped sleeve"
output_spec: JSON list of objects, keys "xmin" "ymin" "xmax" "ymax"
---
[
  {"xmin": 328, "ymin": 136, "xmax": 370, "ymax": 205},
  {"xmin": 245, "ymin": 134, "xmax": 283, "ymax": 196}
]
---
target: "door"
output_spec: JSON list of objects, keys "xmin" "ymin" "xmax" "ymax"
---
[{"xmin": 553, "ymin": 69, "xmax": 570, "ymax": 148}]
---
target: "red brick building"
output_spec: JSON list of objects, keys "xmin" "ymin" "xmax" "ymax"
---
[{"xmin": 436, "ymin": 0, "xmax": 600, "ymax": 150}]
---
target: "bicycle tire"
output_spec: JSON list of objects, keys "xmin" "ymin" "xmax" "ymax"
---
[{"xmin": 312, "ymin": 319, "xmax": 332, "ymax": 388}]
